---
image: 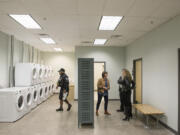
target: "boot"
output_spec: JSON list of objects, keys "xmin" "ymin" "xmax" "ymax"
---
[
  {"xmin": 56, "ymin": 107, "xmax": 63, "ymax": 112},
  {"xmin": 67, "ymin": 104, "xmax": 72, "ymax": 111},
  {"xmin": 123, "ymin": 116, "xmax": 130, "ymax": 121},
  {"xmin": 96, "ymin": 111, "xmax": 99, "ymax": 116},
  {"xmin": 104, "ymin": 111, "xmax": 111, "ymax": 115}
]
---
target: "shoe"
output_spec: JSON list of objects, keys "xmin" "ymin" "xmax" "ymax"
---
[
  {"xmin": 123, "ymin": 117, "xmax": 130, "ymax": 121},
  {"xmin": 67, "ymin": 104, "xmax": 72, "ymax": 111},
  {"xmin": 96, "ymin": 111, "xmax": 99, "ymax": 116},
  {"xmin": 56, "ymin": 108, "xmax": 63, "ymax": 112},
  {"xmin": 104, "ymin": 111, "xmax": 111, "ymax": 115},
  {"xmin": 117, "ymin": 109, "xmax": 124, "ymax": 112}
]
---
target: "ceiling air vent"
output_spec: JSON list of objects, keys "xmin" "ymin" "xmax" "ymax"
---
[
  {"xmin": 38, "ymin": 33, "xmax": 49, "ymax": 37},
  {"xmin": 81, "ymin": 41, "xmax": 93, "ymax": 44},
  {"xmin": 111, "ymin": 35, "xmax": 123, "ymax": 39}
]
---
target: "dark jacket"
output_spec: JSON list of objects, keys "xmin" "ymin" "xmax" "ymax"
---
[
  {"xmin": 118, "ymin": 76, "xmax": 135, "ymax": 92},
  {"xmin": 57, "ymin": 73, "xmax": 69, "ymax": 92}
]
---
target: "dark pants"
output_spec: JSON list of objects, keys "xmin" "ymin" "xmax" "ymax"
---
[
  {"xmin": 96, "ymin": 93, "xmax": 108, "ymax": 111},
  {"xmin": 119, "ymin": 90, "xmax": 125, "ymax": 111},
  {"xmin": 122, "ymin": 91, "xmax": 132, "ymax": 117}
]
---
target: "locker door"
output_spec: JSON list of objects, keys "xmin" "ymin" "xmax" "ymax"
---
[{"xmin": 78, "ymin": 58, "xmax": 94, "ymax": 128}]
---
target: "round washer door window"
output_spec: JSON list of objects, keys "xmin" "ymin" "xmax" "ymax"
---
[
  {"xmin": 40, "ymin": 88, "xmax": 43, "ymax": 98},
  {"xmin": 16, "ymin": 95, "xmax": 24, "ymax": 111},
  {"xmin": 33, "ymin": 68, "xmax": 37, "ymax": 79},
  {"xmin": 45, "ymin": 87, "xmax": 48, "ymax": 95},
  {"xmin": 27, "ymin": 93, "xmax": 32, "ymax": 106},
  {"xmin": 33, "ymin": 90, "xmax": 38, "ymax": 101}
]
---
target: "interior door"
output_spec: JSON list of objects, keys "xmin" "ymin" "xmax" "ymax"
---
[
  {"xmin": 135, "ymin": 59, "xmax": 142, "ymax": 103},
  {"xmin": 94, "ymin": 62, "xmax": 105, "ymax": 101}
]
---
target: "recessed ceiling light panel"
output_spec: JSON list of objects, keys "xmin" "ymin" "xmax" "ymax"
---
[
  {"xmin": 99, "ymin": 16, "xmax": 123, "ymax": 30},
  {"xmin": 54, "ymin": 48, "xmax": 63, "ymax": 52},
  {"xmin": 40, "ymin": 37, "xmax": 56, "ymax": 44},
  {"xmin": 94, "ymin": 39, "xmax": 107, "ymax": 45},
  {"xmin": 9, "ymin": 14, "xmax": 41, "ymax": 29}
]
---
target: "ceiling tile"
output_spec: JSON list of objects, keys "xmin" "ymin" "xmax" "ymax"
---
[
  {"xmin": 103, "ymin": 0, "xmax": 135, "ymax": 16},
  {"xmin": 151, "ymin": 0, "xmax": 180, "ymax": 18},
  {"xmin": 78, "ymin": 0, "xmax": 105, "ymax": 15},
  {"xmin": 127, "ymin": 0, "xmax": 163, "ymax": 17}
]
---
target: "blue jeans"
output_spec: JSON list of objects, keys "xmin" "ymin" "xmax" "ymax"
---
[{"xmin": 96, "ymin": 92, "xmax": 109, "ymax": 111}]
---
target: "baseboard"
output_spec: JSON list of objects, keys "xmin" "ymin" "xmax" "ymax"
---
[{"xmin": 150, "ymin": 116, "xmax": 178, "ymax": 134}]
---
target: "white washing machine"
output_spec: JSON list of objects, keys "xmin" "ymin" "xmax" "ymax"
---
[
  {"xmin": 0, "ymin": 87, "xmax": 27, "ymax": 122},
  {"xmin": 47, "ymin": 82, "xmax": 52, "ymax": 98},
  {"xmin": 37, "ymin": 84, "xmax": 44, "ymax": 104},
  {"xmin": 31, "ymin": 85, "xmax": 38, "ymax": 109},
  {"xmin": 41, "ymin": 65, "xmax": 47, "ymax": 83},
  {"xmin": 51, "ymin": 82, "xmax": 55, "ymax": 94},
  {"xmin": 43, "ymin": 83, "xmax": 49, "ymax": 100},
  {"xmin": 44, "ymin": 66, "xmax": 49, "ymax": 82},
  {"xmin": 24, "ymin": 87, "xmax": 33, "ymax": 114},
  {"xmin": 36, "ymin": 64, "xmax": 43, "ymax": 84},
  {"xmin": 15, "ymin": 63, "xmax": 38, "ymax": 86}
]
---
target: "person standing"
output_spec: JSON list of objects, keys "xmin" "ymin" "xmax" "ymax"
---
[
  {"xmin": 118, "ymin": 69, "xmax": 134, "ymax": 121},
  {"xmin": 56, "ymin": 68, "xmax": 72, "ymax": 112},
  {"xmin": 96, "ymin": 71, "xmax": 111, "ymax": 116},
  {"xmin": 117, "ymin": 76, "xmax": 125, "ymax": 112}
]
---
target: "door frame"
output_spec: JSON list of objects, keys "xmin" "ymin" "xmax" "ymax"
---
[
  {"xmin": 94, "ymin": 61, "xmax": 106, "ymax": 71},
  {"xmin": 133, "ymin": 58, "xmax": 143, "ymax": 104},
  {"xmin": 178, "ymin": 49, "xmax": 180, "ymax": 134}
]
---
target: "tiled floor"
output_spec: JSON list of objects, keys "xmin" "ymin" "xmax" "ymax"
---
[{"xmin": 0, "ymin": 94, "xmax": 173, "ymax": 135}]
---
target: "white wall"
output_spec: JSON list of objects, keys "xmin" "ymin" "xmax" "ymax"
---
[
  {"xmin": 41, "ymin": 52, "xmax": 75, "ymax": 85},
  {"xmin": 0, "ymin": 31, "xmax": 10, "ymax": 88},
  {"xmin": 0, "ymin": 30, "xmax": 41, "ymax": 88},
  {"xmin": 125, "ymin": 15, "xmax": 180, "ymax": 131},
  {"xmin": 75, "ymin": 46, "xmax": 125, "ymax": 100}
]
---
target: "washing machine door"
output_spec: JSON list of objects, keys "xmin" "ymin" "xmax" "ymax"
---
[
  {"xmin": 32, "ymin": 66, "xmax": 37, "ymax": 80},
  {"xmin": 48, "ymin": 85, "xmax": 51, "ymax": 93},
  {"xmin": 33, "ymin": 90, "xmax": 38, "ymax": 102},
  {"xmin": 16, "ymin": 95, "xmax": 24, "ymax": 112},
  {"xmin": 45, "ymin": 86, "xmax": 48, "ymax": 96},
  {"xmin": 39, "ymin": 88, "xmax": 43, "ymax": 98},
  {"xmin": 26, "ymin": 91, "xmax": 32, "ymax": 107},
  {"xmin": 39, "ymin": 68, "xmax": 43, "ymax": 79}
]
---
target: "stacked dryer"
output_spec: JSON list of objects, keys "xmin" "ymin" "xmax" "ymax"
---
[{"xmin": 15, "ymin": 63, "xmax": 56, "ymax": 106}]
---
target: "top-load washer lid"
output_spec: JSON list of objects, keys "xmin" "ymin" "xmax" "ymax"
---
[{"xmin": 16, "ymin": 95, "xmax": 24, "ymax": 112}]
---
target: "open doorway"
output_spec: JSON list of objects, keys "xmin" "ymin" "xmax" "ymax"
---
[
  {"xmin": 94, "ymin": 62, "xmax": 105, "ymax": 101},
  {"xmin": 133, "ymin": 58, "xmax": 143, "ymax": 104}
]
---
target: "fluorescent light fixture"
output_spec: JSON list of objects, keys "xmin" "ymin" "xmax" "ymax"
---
[
  {"xmin": 54, "ymin": 48, "xmax": 63, "ymax": 52},
  {"xmin": 9, "ymin": 14, "xmax": 41, "ymax": 29},
  {"xmin": 99, "ymin": 16, "xmax": 123, "ymax": 30},
  {"xmin": 94, "ymin": 39, "xmax": 107, "ymax": 45},
  {"xmin": 40, "ymin": 37, "xmax": 56, "ymax": 44}
]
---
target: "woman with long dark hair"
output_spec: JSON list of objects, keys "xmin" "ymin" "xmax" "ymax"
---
[{"xmin": 118, "ymin": 69, "xmax": 134, "ymax": 121}]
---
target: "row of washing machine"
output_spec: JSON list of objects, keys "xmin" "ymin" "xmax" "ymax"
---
[
  {"xmin": 15, "ymin": 63, "xmax": 54, "ymax": 87},
  {"xmin": 0, "ymin": 81, "xmax": 56, "ymax": 122}
]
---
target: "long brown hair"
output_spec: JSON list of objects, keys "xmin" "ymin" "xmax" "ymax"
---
[{"xmin": 122, "ymin": 69, "xmax": 132, "ymax": 81}]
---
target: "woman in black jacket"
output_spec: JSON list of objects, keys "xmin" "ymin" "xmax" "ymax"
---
[{"xmin": 118, "ymin": 69, "xmax": 135, "ymax": 121}]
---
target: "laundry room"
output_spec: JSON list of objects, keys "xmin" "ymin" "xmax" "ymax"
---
[{"xmin": 0, "ymin": 0, "xmax": 180, "ymax": 135}]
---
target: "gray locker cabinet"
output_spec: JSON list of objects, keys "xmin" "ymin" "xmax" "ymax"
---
[{"xmin": 78, "ymin": 58, "xmax": 94, "ymax": 128}]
